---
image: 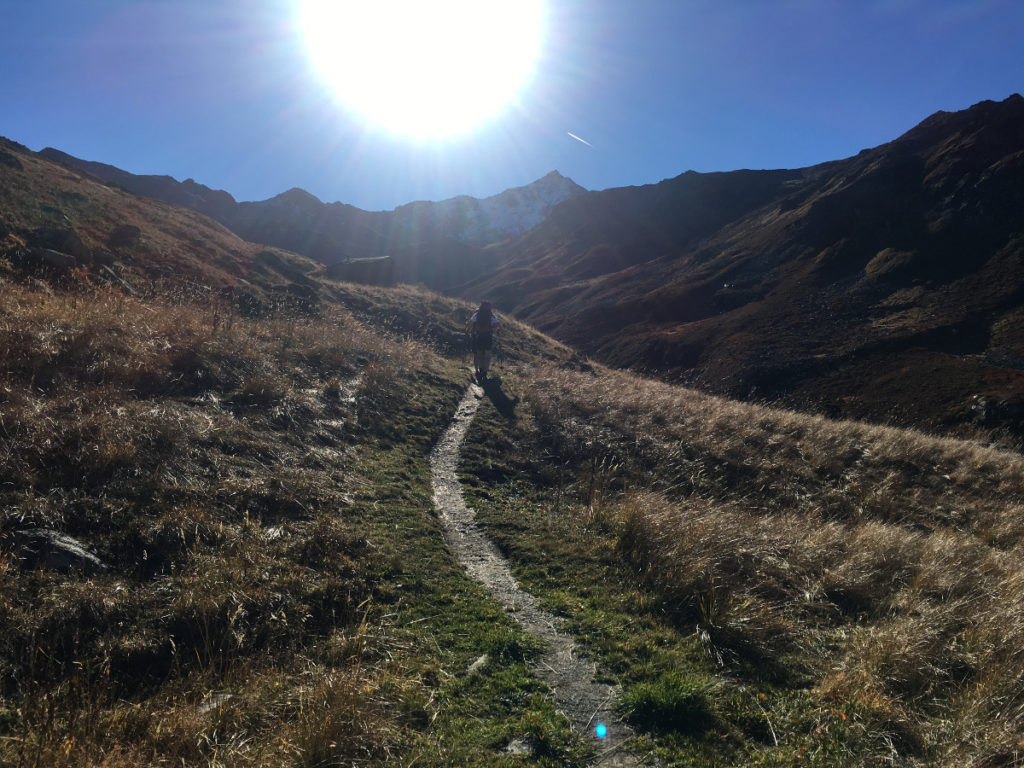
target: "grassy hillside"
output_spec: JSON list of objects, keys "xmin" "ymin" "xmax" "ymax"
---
[
  {"xmin": 460, "ymin": 362, "xmax": 1024, "ymax": 766},
  {"xmin": 0, "ymin": 276, "xmax": 588, "ymax": 767},
  {"xmin": 4, "ymin": 266, "xmax": 1024, "ymax": 766}
]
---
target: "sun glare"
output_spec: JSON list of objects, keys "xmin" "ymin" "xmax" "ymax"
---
[{"xmin": 301, "ymin": 0, "xmax": 544, "ymax": 139}]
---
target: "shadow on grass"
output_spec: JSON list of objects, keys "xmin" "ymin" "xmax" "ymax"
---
[{"xmin": 481, "ymin": 376, "xmax": 519, "ymax": 419}]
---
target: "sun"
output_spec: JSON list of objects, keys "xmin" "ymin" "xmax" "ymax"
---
[{"xmin": 300, "ymin": 0, "xmax": 545, "ymax": 139}]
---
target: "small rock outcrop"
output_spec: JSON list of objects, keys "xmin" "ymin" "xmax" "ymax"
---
[
  {"xmin": 24, "ymin": 247, "xmax": 77, "ymax": 271},
  {"xmin": 12, "ymin": 528, "xmax": 107, "ymax": 573},
  {"xmin": 30, "ymin": 225, "xmax": 91, "ymax": 262}
]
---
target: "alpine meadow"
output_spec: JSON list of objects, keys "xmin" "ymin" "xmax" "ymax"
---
[{"xmin": 3, "ymin": 94, "xmax": 1024, "ymax": 768}]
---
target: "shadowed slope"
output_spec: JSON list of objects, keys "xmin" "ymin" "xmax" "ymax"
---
[{"xmin": 466, "ymin": 95, "xmax": 1024, "ymax": 441}]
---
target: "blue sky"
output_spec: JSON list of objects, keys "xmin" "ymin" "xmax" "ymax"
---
[{"xmin": 2, "ymin": 0, "xmax": 1022, "ymax": 211}]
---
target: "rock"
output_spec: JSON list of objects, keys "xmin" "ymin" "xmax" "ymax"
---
[
  {"xmin": 25, "ymin": 247, "xmax": 77, "ymax": 271},
  {"xmin": 13, "ymin": 528, "xmax": 107, "ymax": 573},
  {"xmin": 29, "ymin": 225, "xmax": 91, "ymax": 262},
  {"xmin": 198, "ymin": 691, "xmax": 236, "ymax": 714},
  {"xmin": 91, "ymin": 248, "xmax": 118, "ymax": 267},
  {"xmin": 466, "ymin": 653, "xmax": 488, "ymax": 675},
  {"xmin": 505, "ymin": 737, "xmax": 534, "ymax": 755}
]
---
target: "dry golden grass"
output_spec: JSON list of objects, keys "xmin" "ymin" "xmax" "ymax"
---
[
  {"xmin": 0, "ymin": 142, "xmax": 589, "ymax": 764},
  {"xmin": 0, "ymin": 279, "xmax": 444, "ymax": 767},
  {"xmin": 528, "ymin": 364, "xmax": 1024, "ymax": 536},
  {"xmin": 524, "ymin": 363, "xmax": 1024, "ymax": 765}
]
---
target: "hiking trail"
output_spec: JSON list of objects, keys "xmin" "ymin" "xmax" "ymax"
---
[{"xmin": 430, "ymin": 383, "xmax": 645, "ymax": 767}]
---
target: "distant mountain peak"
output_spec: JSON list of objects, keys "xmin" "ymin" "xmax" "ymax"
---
[{"xmin": 274, "ymin": 187, "xmax": 322, "ymax": 205}]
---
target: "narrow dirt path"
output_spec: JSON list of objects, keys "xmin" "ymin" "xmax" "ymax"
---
[{"xmin": 430, "ymin": 383, "xmax": 645, "ymax": 767}]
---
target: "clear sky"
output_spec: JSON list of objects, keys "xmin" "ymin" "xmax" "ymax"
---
[{"xmin": 2, "ymin": 0, "xmax": 1022, "ymax": 211}]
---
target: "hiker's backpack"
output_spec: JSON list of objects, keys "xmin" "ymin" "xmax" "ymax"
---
[{"xmin": 473, "ymin": 312, "xmax": 493, "ymax": 335}]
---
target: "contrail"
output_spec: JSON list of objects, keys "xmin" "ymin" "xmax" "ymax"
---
[{"xmin": 567, "ymin": 131, "xmax": 593, "ymax": 147}]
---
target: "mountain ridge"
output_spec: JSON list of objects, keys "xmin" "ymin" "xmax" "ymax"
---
[
  {"xmin": 36, "ymin": 147, "xmax": 585, "ymax": 269},
  {"xmin": 16, "ymin": 94, "xmax": 1024, "ymax": 441},
  {"xmin": 391, "ymin": 170, "xmax": 586, "ymax": 243},
  {"xmin": 464, "ymin": 94, "xmax": 1024, "ymax": 440}
]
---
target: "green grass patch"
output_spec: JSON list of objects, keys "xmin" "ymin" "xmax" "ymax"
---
[{"xmin": 619, "ymin": 670, "xmax": 715, "ymax": 734}]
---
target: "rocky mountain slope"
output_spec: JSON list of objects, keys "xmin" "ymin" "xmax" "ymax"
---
[
  {"xmin": 36, "ymin": 147, "xmax": 584, "ymax": 286},
  {"xmin": 467, "ymin": 94, "xmax": 1024, "ymax": 441}
]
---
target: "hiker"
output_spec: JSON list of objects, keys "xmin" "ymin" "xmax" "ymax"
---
[{"xmin": 466, "ymin": 301, "xmax": 499, "ymax": 383}]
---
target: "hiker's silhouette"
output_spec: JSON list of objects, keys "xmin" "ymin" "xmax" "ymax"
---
[{"xmin": 481, "ymin": 375, "xmax": 518, "ymax": 419}]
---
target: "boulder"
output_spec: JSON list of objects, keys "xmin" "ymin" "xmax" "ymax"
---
[
  {"xmin": 29, "ymin": 225, "xmax": 91, "ymax": 262},
  {"xmin": 13, "ymin": 528, "xmax": 107, "ymax": 573},
  {"xmin": 92, "ymin": 248, "xmax": 118, "ymax": 267},
  {"xmin": 25, "ymin": 247, "xmax": 77, "ymax": 271}
]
